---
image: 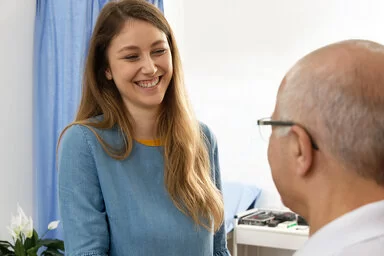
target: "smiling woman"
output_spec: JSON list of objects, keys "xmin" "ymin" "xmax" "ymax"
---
[
  {"xmin": 56, "ymin": 0, "xmax": 230, "ymax": 256},
  {"xmin": 105, "ymin": 19, "xmax": 173, "ymax": 112}
]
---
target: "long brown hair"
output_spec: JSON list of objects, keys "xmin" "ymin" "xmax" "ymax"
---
[{"xmin": 59, "ymin": 0, "xmax": 224, "ymax": 231}]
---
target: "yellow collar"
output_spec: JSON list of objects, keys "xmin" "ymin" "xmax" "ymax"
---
[{"xmin": 136, "ymin": 139, "xmax": 162, "ymax": 147}]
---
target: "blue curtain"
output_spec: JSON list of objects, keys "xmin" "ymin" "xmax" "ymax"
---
[
  {"xmin": 150, "ymin": 0, "xmax": 164, "ymax": 12},
  {"xmin": 34, "ymin": 0, "xmax": 111, "ymax": 238},
  {"xmin": 33, "ymin": 0, "xmax": 163, "ymax": 238}
]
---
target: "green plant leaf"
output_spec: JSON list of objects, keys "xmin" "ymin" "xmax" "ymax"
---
[
  {"xmin": 0, "ymin": 244, "xmax": 14, "ymax": 255},
  {"xmin": 24, "ymin": 229, "xmax": 39, "ymax": 251},
  {"xmin": 0, "ymin": 240, "xmax": 14, "ymax": 249},
  {"xmin": 41, "ymin": 248, "xmax": 64, "ymax": 256},
  {"xmin": 32, "ymin": 230, "xmax": 38, "ymax": 242},
  {"xmin": 14, "ymin": 240, "xmax": 26, "ymax": 256},
  {"xmin": 36, "ymin": 240, "xmax": 64, "ymax": 251},
  {"xmin": 0, "ymin": 245, "xmax": 13, "ymax": 251},
  {"xmin": 26, "ymin": 237, "xmax": 65, "ymax": 256},
  {"xmin": 26, "ymin": 246, "xmax": 38, "ymax": 256}
]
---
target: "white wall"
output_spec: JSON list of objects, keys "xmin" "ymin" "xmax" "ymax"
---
[
  {"xmin": 164, "ymin": 0, "xmax": 384, "ymax": 209},
  {"xmin": 0, "ymin": 0, "xmax": 35, "ymax": 239}
]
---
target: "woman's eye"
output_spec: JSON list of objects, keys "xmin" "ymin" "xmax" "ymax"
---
[
  {"xmin": 124, "ymin": 55, "xmax": 139, "ymax": 61},
  {"xmin": 152, "ymin": 49, "xmax": 166, "ymax": 55}
]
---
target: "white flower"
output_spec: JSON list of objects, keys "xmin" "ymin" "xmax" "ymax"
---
[
  {"xmin": 9, "ymin": 212, "xmax": 23, "ymax": 239},
  {"xmin": 22, "ymin": 216, "xmax": 34, "ymax": 238},
  {"xmin": 7, "ymin": 226, "xmax": 17, "ymax": 240},
  {"xmin": 47, "ymin": 220, "xmax": 60, "ymax": 230},
  {"xmin": 8, "ymin": 204, "xmax": 34, "ymax": 239},
  {"xmin": 17, "ymin": 204, "xmax": 28, "ymax": 223}
]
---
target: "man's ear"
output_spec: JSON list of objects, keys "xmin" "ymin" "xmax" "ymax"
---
[
  {"xmin": 105, "ymin": 68, "xmax": 112, "ymax": 80},
  {"xmin": 290, "ymin": 125, "xmax": 313, "ymax": 177}
]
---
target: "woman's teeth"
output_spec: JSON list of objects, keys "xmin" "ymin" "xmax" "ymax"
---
[{"xmin": 136, "ymin": 77, "xmax": 160, "ymax": 88}]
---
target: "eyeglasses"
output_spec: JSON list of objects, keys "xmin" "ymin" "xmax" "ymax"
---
[{"xmin": 257, "ymin": 117, "xmax": 319, "ymax": 150}]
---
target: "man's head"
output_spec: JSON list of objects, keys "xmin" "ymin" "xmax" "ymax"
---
[{"xmin": 267, "ymin": 40, "xmax": 384, "ymax": 216}]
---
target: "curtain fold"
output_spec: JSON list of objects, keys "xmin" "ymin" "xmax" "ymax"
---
[
  {"xmin": 34, "ymin": 0, "xmax": 164, "ymax": 239},
  {"xmin": 33, "ymin": 0, "xmax": 110, "ymax": 238},
  {"xmin": 149, "ymin": 0, "xmax": 164, "ymax": 12}
]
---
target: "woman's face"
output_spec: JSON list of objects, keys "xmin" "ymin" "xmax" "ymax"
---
[{"xmin": 106, "ymin": 19, "xmax": 173, "ymax": 114}]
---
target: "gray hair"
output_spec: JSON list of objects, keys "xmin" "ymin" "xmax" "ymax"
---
[{"xmin": 276, "ymin": 39, "xmax": 384, "ymax": 185}]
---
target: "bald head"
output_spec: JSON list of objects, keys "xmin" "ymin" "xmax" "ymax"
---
[
  {"xmin": 276, "ymin": 39, "xmax": 384, "ymax": 185},
  {"xmin": 281, "ymin": 40, "xmax": 384, "ymax": 100},
  {"xmin": 298, "ymin": 39, "xmax": 384, "ymax": 67}
]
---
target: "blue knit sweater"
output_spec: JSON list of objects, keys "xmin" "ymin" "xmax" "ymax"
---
[{"xmin": 58, "ymin": 121, "xmax": 230, "ymax": 256}]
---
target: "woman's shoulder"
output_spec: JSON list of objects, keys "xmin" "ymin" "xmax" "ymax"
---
[
  {"xmin": 60, "ymin": 116, "xmax": 122, "ymax": 149},
  {"xmin": 199, "ymin": 121, "xmax": 217, "ymax": 148},
  {"xmin": 59, "ymin": 124, "xmax": 97, "ymax": 151},
  {"xmin": 60, "ymin": 124, "xmax": 89, "ymax": 144},
  {"xmin": 57, "ymin": 125, "xmax": 93, "ymax": 161}
]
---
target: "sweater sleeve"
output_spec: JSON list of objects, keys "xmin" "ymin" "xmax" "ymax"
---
[
  {"xmin": 200, "ymin": 123, "xmax": 231, "ymax": 256},
  {"xmin": 57, "ymin": 125, "xmax": 109, "ymax": 256},
  {"xmin": 211, "ymin": 135, "xmax": 231, "ymax": 256}
]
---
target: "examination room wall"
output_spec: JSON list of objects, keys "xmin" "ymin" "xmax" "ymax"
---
[
  {"xmin": 0, "ymin": 0, "xmax": 35, "ymax": 239},
  {"xmin": 164, "ymin": 0, "xmax": 384, "ymax": 209}
]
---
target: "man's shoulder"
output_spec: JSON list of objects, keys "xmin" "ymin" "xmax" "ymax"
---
[
  {"xmin": 338, "ymin": 235, "xmax": 384, "ymax": 256},
  {"xmin": 295, "ymin": 200, "xmax": 384, "ymax": 256}
]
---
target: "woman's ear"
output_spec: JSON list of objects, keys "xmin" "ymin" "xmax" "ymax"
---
[
  {"xmin": 290, "ymin": 125, "xmax": 314, "ymax": 177},
  {"xmin": 105, "ymin": 68, "xmax": 112, "ymax": 80}
]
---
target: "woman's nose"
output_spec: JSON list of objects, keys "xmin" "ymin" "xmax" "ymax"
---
[{"xmin": 141, "ymin": 55, "xmax": 157, "ymax": 75}]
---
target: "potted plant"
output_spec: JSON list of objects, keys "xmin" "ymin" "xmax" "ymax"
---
[{"xmin": 0, "ymin": 205, "xmax": 64, "ymax": 256}]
